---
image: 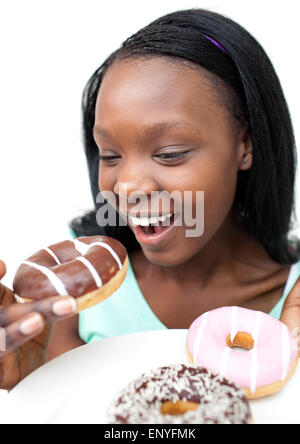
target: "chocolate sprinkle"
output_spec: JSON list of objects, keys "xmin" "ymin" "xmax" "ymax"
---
[{"xmin": 106, "ymin": 364, "xmax": 252, "ymax": 424}]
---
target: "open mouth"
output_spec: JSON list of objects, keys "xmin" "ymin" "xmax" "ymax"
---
[
  {"xmin": 128, "ymin": 213, "xmax": 176, "ymax": 237},
  {"xmin": 141, "ymin": 213, "xmax": 175, "ymax": 236}
]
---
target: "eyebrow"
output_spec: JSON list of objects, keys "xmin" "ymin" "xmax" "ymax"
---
[{"xmin": 93, "ymin": 120, "xmax": 198, "ymax": 142}]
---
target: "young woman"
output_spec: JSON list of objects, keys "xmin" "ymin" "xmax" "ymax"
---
[{"xmin": 1, "ymin": 8, "xmax": 300, "ymax": 390}]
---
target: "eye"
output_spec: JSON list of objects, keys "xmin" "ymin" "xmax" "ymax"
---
[
  {"xmin": 97, "ymin": 150, "xmax": 190, "ymax": 164},
  {"xmin": 153, "ymin": 151, "xmax": 190, "ymax": 161},
  {"xmin": 97, "ymin": 154, "xmax": 121, "ymax": 162}
]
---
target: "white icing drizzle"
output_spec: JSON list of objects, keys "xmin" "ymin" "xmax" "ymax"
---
[
  {"xmin": 14, "ymin": 294, "xmax": 25, "ymax": 304},
  {"xmin": 193, "ymin": 312, "xmax": 208, "ymax": 364},
  {"xmin": 72, "ymin": 239, "xmax": 89, "ymax": 256},
  {"xmin": 22, "ymin": 260, "xmax": 68, "ymax": 297},
  {"xmin": 44, "ymin": 247, "xmax": 61, "ymax": 265},
  {"xmin": 73, "ymin": 239, "xmax": 122, "ymax": 270},
  {"xmin": 249, "ymin": 311, "xmax": 262, "ymax": 394},
  {"xmin": 89, "ymin": 242, "xmax": 122, "ymax": 269},
  {"xmin": 220, "ymin": 347, "xmax": 231, "ymax": 377},
  {"xmin": 230, "ymin": 306, "xmax": 238, "ymax": 343},
  {"xmin": 76, "ymin": 256, "xmax": 102, "ymax": 288},
  {"xmin": 220, "ymin": 306, "xmax": 239, "ymax": 377},
  {"xmin": 281, "ymin": 325, "xmax": 291, "ymax": 381}
]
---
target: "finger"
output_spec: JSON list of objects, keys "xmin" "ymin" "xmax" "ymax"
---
[
  {"xmin": 0, "ymin": 311, "xmax": 45, "ymax": 358},
  {"xmin": 0, "ymin": 284, "xmax": 15, "ymax": 306},
  {"xmin": 280, "ymin": 277, "xmax": 300, "ymax": 332},
  {"xmin": 280, "ymin": 305, "xmax": 300, "ymax": 333},
  {"xmin": 0, "ymin": 261, "xmax": 6, "ymax": 280},
  {"xmin": 0, "ymin": 296, "xmax": 77, "ymax": 328}
]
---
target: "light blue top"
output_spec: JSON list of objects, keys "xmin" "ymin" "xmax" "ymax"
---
[{"xmin": 78, "ymin": 252, "xmax": 300, "ymax": 344}]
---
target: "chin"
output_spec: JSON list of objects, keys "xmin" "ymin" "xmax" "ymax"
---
[
  {"xmin": 141, "ymin": 233, "xmax": 211, "ymax": 268},
  {"xmin": 141, "ymin": 246, "xmax": 190, "ymax": 268}
]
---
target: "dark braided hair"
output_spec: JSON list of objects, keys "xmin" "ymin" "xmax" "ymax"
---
[{"xmin": 70, "ymin": 7, "xmax": 300, "ymax": 263}]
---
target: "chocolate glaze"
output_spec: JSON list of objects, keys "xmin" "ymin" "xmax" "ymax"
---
[
  {"xmin": 13, "ymin": 236, "xmax": 127, "ymax": 300},
  {"xmin": 106, "ymin": 364, "xmax": 252, "ymax": 424}
]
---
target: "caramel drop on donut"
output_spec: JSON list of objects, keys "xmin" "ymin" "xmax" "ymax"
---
[
  {"xmin": 161, "ymin": 400, "xmax": 199, "ymax": 416},
  {"xmin": 226, "ymin": 332, "xmax": 254, "ymax": 350}
]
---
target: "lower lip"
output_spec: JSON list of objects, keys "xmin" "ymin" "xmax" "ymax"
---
[{"xmin": 132, "ymin": 215, "xmax": 177, "ymax": 247}]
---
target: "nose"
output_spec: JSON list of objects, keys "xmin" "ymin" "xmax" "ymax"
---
[
  {"xmin": 114, "ymin": 168, "xmax": 160, "ymax": 199},
  {"xmin": 113, "ymin": 164, "xmax": 161, "ymax": 215}
]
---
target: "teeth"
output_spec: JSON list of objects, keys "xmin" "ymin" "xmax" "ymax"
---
[{"xmin": 129, "ymin": 213, "xmax": 173, "ymax": 226}]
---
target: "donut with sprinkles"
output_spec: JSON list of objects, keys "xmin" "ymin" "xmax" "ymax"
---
[{"xmin": 106, "ymin": 363, "xmax": 252, "ymax": 424}]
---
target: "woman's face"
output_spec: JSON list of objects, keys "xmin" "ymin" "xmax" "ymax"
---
[{"xmin": 93, "ymin": 57, "xmax": 252, "ymax": 266}]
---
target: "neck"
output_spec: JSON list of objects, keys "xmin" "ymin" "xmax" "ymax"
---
[
  {"xmin": 142, "ymin": 211, "xmax": 264, "ymax": 287},
  {"xmin": 130, "ymin": 212, "xmax": 289, "ymax": 317}
]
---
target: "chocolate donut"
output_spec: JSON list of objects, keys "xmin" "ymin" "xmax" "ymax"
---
[
  {"xmin": 106, "ymin": 364, "xmax": 252, "ymax": 424},
  {"xmin": 13, "ymin": 236, "xmax": 128, "ymax": 312}
]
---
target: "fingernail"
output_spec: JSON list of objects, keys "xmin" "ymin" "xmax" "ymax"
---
[
  {"xmin": 52, "ymin": 297, "xmax": 77, "ymax": 316},
  {"xmin": 19, "ymin": 313, "xmax": 44, "ymax": 336}
]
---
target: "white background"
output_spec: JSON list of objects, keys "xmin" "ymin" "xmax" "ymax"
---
[{"xmin": 0, "ymin": 0, "xmax": 299, "ymax": 405}]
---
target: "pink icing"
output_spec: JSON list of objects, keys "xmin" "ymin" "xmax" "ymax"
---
[{"xmin": 187, "ymin": 306, "xmax": 298, "ymax": 393}]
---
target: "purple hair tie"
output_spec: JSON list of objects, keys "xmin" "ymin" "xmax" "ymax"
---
[{"xmin": 202, "ymin": 34, "xmax": 229, "ymax": 55}]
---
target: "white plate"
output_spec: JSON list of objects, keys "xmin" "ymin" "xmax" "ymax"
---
[{"xmin": 1, "ymin": 329, "xmax": 299, "ymax": 424}]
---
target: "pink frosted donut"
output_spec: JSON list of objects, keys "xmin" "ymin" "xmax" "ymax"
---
[{"xmin": 186, "ymin": 306, "xmax": 299, "ymax": 399}]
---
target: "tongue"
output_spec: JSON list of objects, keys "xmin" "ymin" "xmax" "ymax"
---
[{"xmin": 153, "ymin": 221, "xmax": 166, "ymax": 234}]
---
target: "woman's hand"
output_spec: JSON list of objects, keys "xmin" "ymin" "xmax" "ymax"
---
[
  {"xmin": 0, "ymin": 260, "xmax": 77, "ymax": 390},
  {"xmin": 280, "ymin": 276, "xmax": 300, "ymax": 353}
]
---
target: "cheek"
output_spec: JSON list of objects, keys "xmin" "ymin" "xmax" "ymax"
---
[
  {"xmin": 204, "ymin": 169, "xmax": 237, "ymax": 226},
  {"xmin": 192, "ymin": 157, "xmax": 238, "ymax": 232},
  {"xmin": 177, "ymin": 154, "xmax": 238, "ymax": 228},
  {"xmin": 98, "ymin": 167, "xmax": 119, "ymax": 212},
  {"xmin": 98, "ymin": 166, "xmax": 115, "ymax": 192}
]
